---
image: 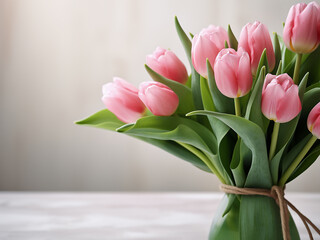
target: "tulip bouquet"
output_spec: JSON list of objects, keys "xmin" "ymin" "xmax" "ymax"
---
[{"xmin": 77, "ymin": 2, "xmax": 320, "ymax": 240}]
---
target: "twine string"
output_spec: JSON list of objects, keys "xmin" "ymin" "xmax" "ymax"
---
[{"xmin": 220, "ymin": 184, "xmax": 320, "ymax": 240}]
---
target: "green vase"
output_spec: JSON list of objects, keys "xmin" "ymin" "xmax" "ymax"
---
[{"xmin": 208, "ymin": 194, "xmax": 301, "ymax": 240}]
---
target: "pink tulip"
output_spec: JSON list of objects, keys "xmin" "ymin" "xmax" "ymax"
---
[
  {"xmin": 138, "ymin": 82, "xmax": 179, "ymax": 116},
  {"xmin": 283, "ymin": 2, "xmax": 320, "ymax": 54},
  {"xmin": 307, "ymin": 102, "xmax": 320, "ymax": 139},
  {"xmin": 214, "ymin": 48, "xmax": 252, "ymax": 98},
  {"xmin": 261, "ymin": 74, "xmax": 301, "ymax": 123},
  {"xmin": 238, "ymin": 21, "xmax": 275, "ymax": 75},
  {"xmin": 191, "ymin": 25, "xmax": 228, "ymax": 78},
  {"xmin": 146, "ymin": 47, "xmax": 188, "ymax": 84},
  {"xmin": 102, "ymin": 77, "xmax": 146, "ymax": 123}
]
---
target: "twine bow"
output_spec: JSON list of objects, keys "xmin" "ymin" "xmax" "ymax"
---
[{"xmin": 220, "ymin": 184, "xmax": 320, "ymax": 240}]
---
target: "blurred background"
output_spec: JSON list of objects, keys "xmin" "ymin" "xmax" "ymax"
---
[{"xmin": 0, "ymin": 0, "xmax": 319, "ymax": 192}]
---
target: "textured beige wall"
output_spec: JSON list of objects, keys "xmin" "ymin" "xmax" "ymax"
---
[{"xmin": 0, "ymin": 0, "xmax": 319, "ymax": 191}]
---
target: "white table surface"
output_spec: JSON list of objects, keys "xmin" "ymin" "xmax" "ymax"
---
[{"xmin": 0, "ymin": 192, "xmax": 319, "ymax": 240}]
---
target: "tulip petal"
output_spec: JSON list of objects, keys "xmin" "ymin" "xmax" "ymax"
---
[
  {"xmin": 222, "ymin": 50, "xmax": 238, "ymax": 70},
  {"xmin": 311, "ymin": 116, "xmax": 320, "ymax": 138},
  {"xmin": 208, "ymin": 26, "xmax": 228, "ymax": 50},
  {"xmin": 308, "ymin": 103, "xmax": 320, "ymax": 129},
  {"xmin": 262, "ymin": 74, "xmax": 274, "ymax": 91},
  {"xmin": 283, "ymin": 2, "xmax": 320, "ymax": 53},
  {"xmin": 143, "ymin": 85, "xmax": 179, "ymax": 116},
  {"xmin": 239, "ymin": 22, "xmax": 274, "ymax": 74},
  {"xmin": 139, "ymin": 82, "xmax": 179, "ymax": 116},
  {"xmin": 283, "ymin": 5, "xmax": 296, "ymax": 50},
  {"xmin": 276, "ymin": 85, "xmax": 301, "ymax": 123},
  {"xmin": 192, "ymin": 35, "xmax": 218, "ymax": 77},
  {"xmin": 102, "ymin": 78, "xmax": 145, "ymax": 123},
  {"xmin": 102, "ymin": 96, "xmax": 143, "ymax": 123},
  {"xmin": 238, "ymin": 25, "xmax": 250, "ymax": 56},
  {"xmin": 113, "ymin": 77, "xmax": 139, "ymax": 93},
  {"xmin": 214, "ymin": 60, "xmax": 238, "ymax": 98},
  {"xmin": 191, "ymin": 26, "xmax": 228, "ymax": 78},
  {"xmin": 161, "ymin": 51, "xmax": 188, "ymax": 84},
  {"xmin": 291, "ymin": 4, "xmax": 319, "ymax": 53},
  {"xmin": 237, "ymin": 52, "xmax": 252, "ymax": 96},
  {"xmin": 261, "ymin": 81, "xmax": 285, "ymax": 121},
  {"xmin": 307, "ymin": 102, "xmax": 320, "ymax": 138},
  {"xmin": 147, "ymin": 47, "xmax": 188, "ymax": 84},
  {"xmin": 146, "ymin": 55, "xmax": 163, "ymax": 74}
]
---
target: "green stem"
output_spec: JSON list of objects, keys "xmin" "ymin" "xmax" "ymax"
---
[
  {"xmin": 234, "ymin": 98, "xmax": 241, "ymax": 117},
  {"xmin": 176, "ymin": 141, "xmax": 226, "ymax": 184},
  {"xmin": 293, "ymin": 53, "xmax": 302, "ymax": 84},
  {"xmin": 234, "ymin": 98, "xmax": 241, "ymax": 139},
  {"xmin": 269, "ymin": 121, "xmax": 280, "ymax": 161},
  {"xmin": 279, "ymin": 135, "xmax": 318, "ymax": 187}
]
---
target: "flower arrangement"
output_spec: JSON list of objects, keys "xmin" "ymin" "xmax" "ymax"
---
[{"xmin": 76, "ymin": 2, "xmax": 320, "ymax": 239}]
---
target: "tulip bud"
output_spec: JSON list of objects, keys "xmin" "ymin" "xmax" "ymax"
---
[
  {"xmin": 238, "ymin": 21, "xmax": 275, "ymax": 75},
  {"xmin": 261, "ymin": 74, "xmax": 301, "ymax": 123},
  {"xmin": 307, "ymin": 102, "xmax": 320, "ymax": 139},
  {"xmin": 191, "ymin": 25, "xmax": 228, "ymax": 78},
  {"xmin": 283, "ymin": 2, "xmax": 320, "ymax": 54},
  {"xmin": 214, "ymin": 48, "xmax": 252, "ymax": 98},
  {"xmin": 146, "ymin": 47, "xmax": 188, "ymax": 84},
  {"xmin": 102, "ymin": 77, "xmax": 146, "ymax": 123},
  {"xmin": 138, "ymin": 82, "xmax": 179, "ymax": 116}
]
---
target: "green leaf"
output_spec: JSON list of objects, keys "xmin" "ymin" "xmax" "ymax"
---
[
  {"xmin": 240, "ymin": 196, "xmax": 299, "ymax": 240},
  {"xmin": 281, "ymin": 48, "xmax": 296, "ymax": 76},
  {"xmin": 247, "ymin": 49, "xmax": 268, "ymax": 119},
  {"xmin": 218, "ymin": 133, "xmax": 236, "ymax": 185},
  {"xmin": 145, "ymin": 64, "xmax": 195, "ymax": 115},
  {"xmin": 117, "ymin": 115, "xmax": 217, "ymax": 156},
  {"xmin": 191, "ymin": 65, "xmax": 204, "ymax": 110},
  {"xmin": 300, "ymin": 45, "xmax": 320, "ymax": 87},
  {"xmin": 138, "ymin": 137, "xmax": 211, "ymax": 173},
  {"xmin": 222, "ymin": 194, "xmax": 237, "ymax": 217},
  {"xmin": 117, "ymin": 115, "xmax": 231, "ymax": 180},
  {"xmin": 255, "ymin": 49, "xmax": 268, "ymax": 82},
  {"xmin": 199, "ymin": 75, "xmax": 217, "ymax": 132},
  {"xmin": 287, "ymin": 142, "xmax": 320, "ymax": 182},
  {"xmin": 276, "ymin": 60, "xmax": 282, "ymax": 75},
  {"xmin": 230, "ymin": 139, "xmax": 245, "ymax": 187},
  {"xmin": 224, "ymin": 40, "xmax": 229, "ymax": 48},
  {"xmin": 270, "ymin": 148, "xmax": 286, "ymax": 185},
  {"xmin": 209, "ymin": 195, "xmax": 240, "ymax": 239},
  {"xmin": 278, "ymin": 35, "xmax": 296, "ymax": 76},
  {"xmin": 185, "ymin": 74, "xmax": 192, "ymax": 88},
  {"xmin": 200, "ymin": 75, "xmax": 215, "ymax": 111},
  {"xmin": 175, "ymin": 16, "xmax": 203, "ymax": 110},
  {"xmin": 200, "ymin": 74, "xmax": 218, "ymax": 130},
  {"xmin": 245, "ymin": 66, "xmax": 269, "ymax": 133},
  {"xmin": 227, "ymin": 25, "xmax": 238, "ymax": 50},
  {"xmin": 75, "ymin": 109, "xmax": 125, "ymax": 131},
  {"xmin": 301, "ymin": 87, "xmax": 320, "ymax": 121},
  {"xmin": 306, "ymin": 82, "xmax": 320, "ymax": 91},
  {"xmin": 295, "ymin": 87, "xmax": 320, "ymax": 142},
  {"xmin": 206, "ymin": 59, "xmax": 234, "ymax": 114},
  {"xmin": 187, "ymin": 110, "xmax": 272, "ymax": 188},
  {"xmin": 76, "ymin": 110, "xmax": 212, "ymax": 172},
  {"xmin": 240, "ymin": 140, "xmax": 252, "ymax": 174},
  {"xmin": 174, "ymin": 16, "xmax": 192, "ymax": 65},
  {"xmin": 280, "ymin": 134, "xmax": 312, "ymax": 176},
  {"xmin": 272, "ymin": 32, "xmax": 281, "ymax": 74}
]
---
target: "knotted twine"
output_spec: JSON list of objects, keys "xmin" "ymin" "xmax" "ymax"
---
[{"xmin": 220, "ymin": 184, "xmax": 320, "ymax": 240}]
